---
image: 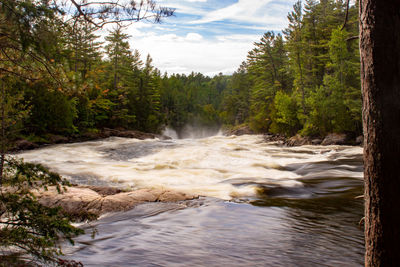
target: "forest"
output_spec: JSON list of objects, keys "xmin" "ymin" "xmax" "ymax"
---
[
  {"xmin": 1, "ymin": 0, "xmax": 398, "ymax": 265},
  {"xmin": 1, "ymin": 0, "xmax": 361, "ymax": 147},
  {"xmin": 0, "ymin": 0, "xmax": 362, "ymax": 263}
]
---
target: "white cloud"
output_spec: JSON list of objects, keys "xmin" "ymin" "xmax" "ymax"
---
[
  {"xmin": 216, "ymin": 34, "xmax": 261, "ymax": 42},
  {"xmin": 127, "ymin": 30, "xmax": 258, "ymax": 76},
  {"xmin": 189, "ymin": 0, "xmax": 289, "ymax": 28},
  {"xmin": 186, "ymin": 32, "xmax": 203, "ymax": 41},
  {"xmin": 111, "ymin": 0, "xmax": 299, "ymax": 75}
]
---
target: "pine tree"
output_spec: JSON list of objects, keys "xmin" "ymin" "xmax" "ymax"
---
[
  {"xmin": 104, "ymin": 27, "xmax": 136, "ymax": 127},
  {"xmin": 246, "ymin": 32, "xmax": 291, "ymax": 132},
  {"xmin": 221, "ymin": 62, "xmax": 251, "ymax": 125},
  {"xmin": 284, "ymin": 0, "xmax": 307, "ymax": 115},
  {"xmin": 134, "ymin": 54, "xmax": 163, "ymax": 132}
]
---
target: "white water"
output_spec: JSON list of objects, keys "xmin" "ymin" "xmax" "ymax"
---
[
  {"xmin": 16, "ymin": 135, "xmax": 363, "ymax": 200},
  {"xmin": 15, "ymin": 134, "xmax": 365, "ymax": 265},
  {"xmin": 162, "ymin": 127, "xmax": 178, "ymax": 139}
]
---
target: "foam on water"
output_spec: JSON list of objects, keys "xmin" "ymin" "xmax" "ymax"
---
[{"xmin": 16, "ymin": 135, "xmax": 363, "ymax": 200}]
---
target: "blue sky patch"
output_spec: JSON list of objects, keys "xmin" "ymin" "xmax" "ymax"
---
[{"xmin": 123, "ymin": 0, "xmax": 298, "ymax": 75}]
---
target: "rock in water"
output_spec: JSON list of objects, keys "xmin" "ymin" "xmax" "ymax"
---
[
  {"xmin": 34, "ymin": 186, "xmax": 198, "ymax": 219},
  {"xmin": 286, "ymin": 134, "xmax": 312, "ymax": 146},
  {"xmin": 321, "ymin": 133, "xmax": 348, "ymax": 145},
  {"xmin": 223, "ymin": 125, "xmax": 254, "ymax": 136}
]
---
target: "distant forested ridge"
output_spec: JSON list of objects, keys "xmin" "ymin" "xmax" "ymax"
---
[{"xmin": 5, "ymin": 0, "xmax": 360, "ymax": 143}]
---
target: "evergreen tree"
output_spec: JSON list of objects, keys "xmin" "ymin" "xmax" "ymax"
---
[
  {"xmin": 135, "ymin": 55, "xmax": 163, "ymax": 132},
  {"xmin": 284, "ymin": 0, "xmax": 307, "ymax": 115},
  {"xmin": 247, "ymin": 32, "xmax": 291, "ymax": 132},
  {"xmin": 104, "ymin": 27, "xmax": 137, "ymax": 127},
  {"xmin": 221, "ymin": 63, "xmax": 251, "ymax": 125}
]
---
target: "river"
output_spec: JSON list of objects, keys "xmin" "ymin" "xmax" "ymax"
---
[{"xmin": 17, "ymin": 134, "xmax": 364, "ymax": 266}]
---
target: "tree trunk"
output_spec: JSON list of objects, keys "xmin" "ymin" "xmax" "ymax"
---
[
  {"xmin": 360, "ymin": 0, "xmax": 400, "ymax": 266},
  {"xmin": 0, "ymin": 82, "xmax": 4, "ymax": 187},
  {"xmin": 296, "ymin": 50, "xmax": 306, "ymax": 115}
]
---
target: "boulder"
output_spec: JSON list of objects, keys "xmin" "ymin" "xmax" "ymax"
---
[
  {"xmin": 77, "ymin": 131, "xmax": 99, "ymax": 140},
  {"xmin": 264, "ymin": 134, "xmax": 286, "ymax": 143},
  {"xmin": 311, "ymin": 138, "xmax": 323, "ymax": 145},
  {"xmin": 321, "ymin": 133, "xmax": 348, "ymax": 145},
  {"xmin": 223, "ymin": 125, "xmax": 254, "ymax": 136},
  {"xmin": 286, "ymin": 134, "xmax": 312, "ymax": 146},
  {"xmin": 47, "ymin": 134, "xmax": 69, "ymax": 144},
  {"xmin": 83, "ymin": 185, "xmax": 122, "ymax": 196},
  {"xmin": 14, "ymin": 139, "xmax": 40, "ymax": 151},
  {"xmin": 101, "ymin": 128, "xmax": 163, "ymax": 140},
  {"xmin": 34, "ymin": 186, "xmax": 198, "ymax": 218},
  {"xmin": 158, "ymin": 190, "xmax": 196, "ymax": 202}
]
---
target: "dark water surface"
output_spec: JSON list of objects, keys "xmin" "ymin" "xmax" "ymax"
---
[{"xmin": 65, "ymin": 194, "xmax": 363, "ymax": 266}]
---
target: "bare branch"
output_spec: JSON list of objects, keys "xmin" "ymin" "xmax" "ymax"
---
[
  {"xmin": 0, "ymin": 68, "xmax": 38, "ymax": 81},
  {"xmin": 57, "ymin": 0, "xmax": 175, "ymax": 29},
  {"xmin": 346, "ymin": 35, "xmax": 359, "ymax": 41},
  {"xmin": 340, "ymin": 0, "xmax": 350, "ymax": 31}
]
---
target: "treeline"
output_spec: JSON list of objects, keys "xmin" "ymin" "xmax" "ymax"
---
[
  {"xmin": 221, "ymin": 0, "xmax": 361, "ymax": 137},
  {"xmin": 12, "ymin": 23, "xmax": 167, "ymax": 138},
  {"xmin": 5, "ymin": 17, "xmax": 229, "ymax": 141},
  {"xmin": 161, "ymin": 73, "xmax": 228, "ymax": 135},
  {"xmin": 5, "ymin": 0, "xmax": 361, "ymax": 143}
]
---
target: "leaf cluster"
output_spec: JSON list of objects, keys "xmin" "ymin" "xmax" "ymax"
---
[{"xmin": 0, "ymin": 157, "xmax": 83, "ymax": 265}]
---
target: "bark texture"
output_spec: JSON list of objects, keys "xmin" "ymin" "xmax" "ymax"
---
[{"xmin": 360, "ymin": 0, "xmax": 400, "ymax": 266}]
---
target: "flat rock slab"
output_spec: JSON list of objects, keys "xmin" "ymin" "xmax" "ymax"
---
[{"xmin": 34, "ymin": 186, "xmax": 198, "ymax": 218}]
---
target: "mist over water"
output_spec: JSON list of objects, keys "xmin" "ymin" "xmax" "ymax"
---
[
  {"xmin": 163, "ymin": 124, "xmax": 221, "ymax": 139},
  {"xmin": 162, "ymin": 127, "xmax": 179, "ymax": 139},
  {"xmin": 16, "ymin": 134, "xmax": 364, "ymax": 266},
  {"xmin": 178, "ymin": 124, "xmax": 221, "ymax": 139}
]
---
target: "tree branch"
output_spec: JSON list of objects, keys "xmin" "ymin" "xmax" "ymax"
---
[
  {"xmin": 346, "ymin": 35, "xmax": 359, "ymax": 41},
  {"xmin": 340, "ymin": 0, "xmax": 350, "ymax": 31},
  {"xmin": 63, "ymin": 0, "xmax": 174, "ymax": 29}
]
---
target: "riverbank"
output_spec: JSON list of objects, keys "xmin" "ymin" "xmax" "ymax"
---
[
  {"xmin": 12, "ymin": 125, "xmax": 363, "ymax": 154},
  {"xmin": 223, "ymin": 124, "xmax": 363, "ymax": 146},
  {"xmin": 11, "ymin": 128, "xmax": 171, "ymax": 152}
]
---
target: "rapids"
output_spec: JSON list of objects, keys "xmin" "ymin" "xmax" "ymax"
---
[{"xmin": 16, "ymin": 134, "xmax": 364, "ymax": 266}]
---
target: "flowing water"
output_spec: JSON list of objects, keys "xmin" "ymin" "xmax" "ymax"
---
[{"xmin": 17, "ymin": 134, "xmax": 364, "ymax": 266}]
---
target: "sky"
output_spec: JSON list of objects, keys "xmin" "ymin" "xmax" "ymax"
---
[{"xmin": 121, "ymin": 0, "xmax": 298, "ymax": 76}]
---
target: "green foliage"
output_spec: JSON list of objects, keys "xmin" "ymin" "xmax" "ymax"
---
[
  {"xmin": 302, "ymin": 27, "xmax": 361, "ymax": 135},
  {"xmin": 25, "ymin": 83, "xmax": 78, "ymax": 135},
  {"xmin": 220, "ymin": 0, "xmax": 361, "ymax": 137},
  {"xmin": 1, "ymin": 0, "xmax": 177, "ymax": 265},
  {"xmin": 221, "ymin": 63, "xmax": 251, "ymax": 125},
  {"xmin": 270, "ymin": 91, "xmax": 301, "ymax": 136},
  {"xmin": 0, "ymin": 157, "xmax": 83, "ymax": 264},
  {"xmin": 1, "ymin": 0, "xmax": 362, "ymax": 142},
  {"xmin": 159, "ymin": 72, "xmax": 228, "ymax": 134},
  {"xmin": 0, "ymin": 78, "xmax": 30, "ymax": 151}
]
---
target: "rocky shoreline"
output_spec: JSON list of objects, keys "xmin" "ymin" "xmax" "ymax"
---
[
  {"xmin": 223, "ymin": 125, "xmax": 363, "ymax": 146},
  {"xmin": 34, "ymin": 185, "xmax": 198, "ymax": 220},
  {"xmin": 12, "ymin": 128, "xmax": 171, "ymax": 152},
  {"xmin": 13, "ymin": 126, "xmax": 363, "ymax": 153},
  {"xmin": 264, "ymin": 133, "xmax": 363, "ymax": 146}
]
